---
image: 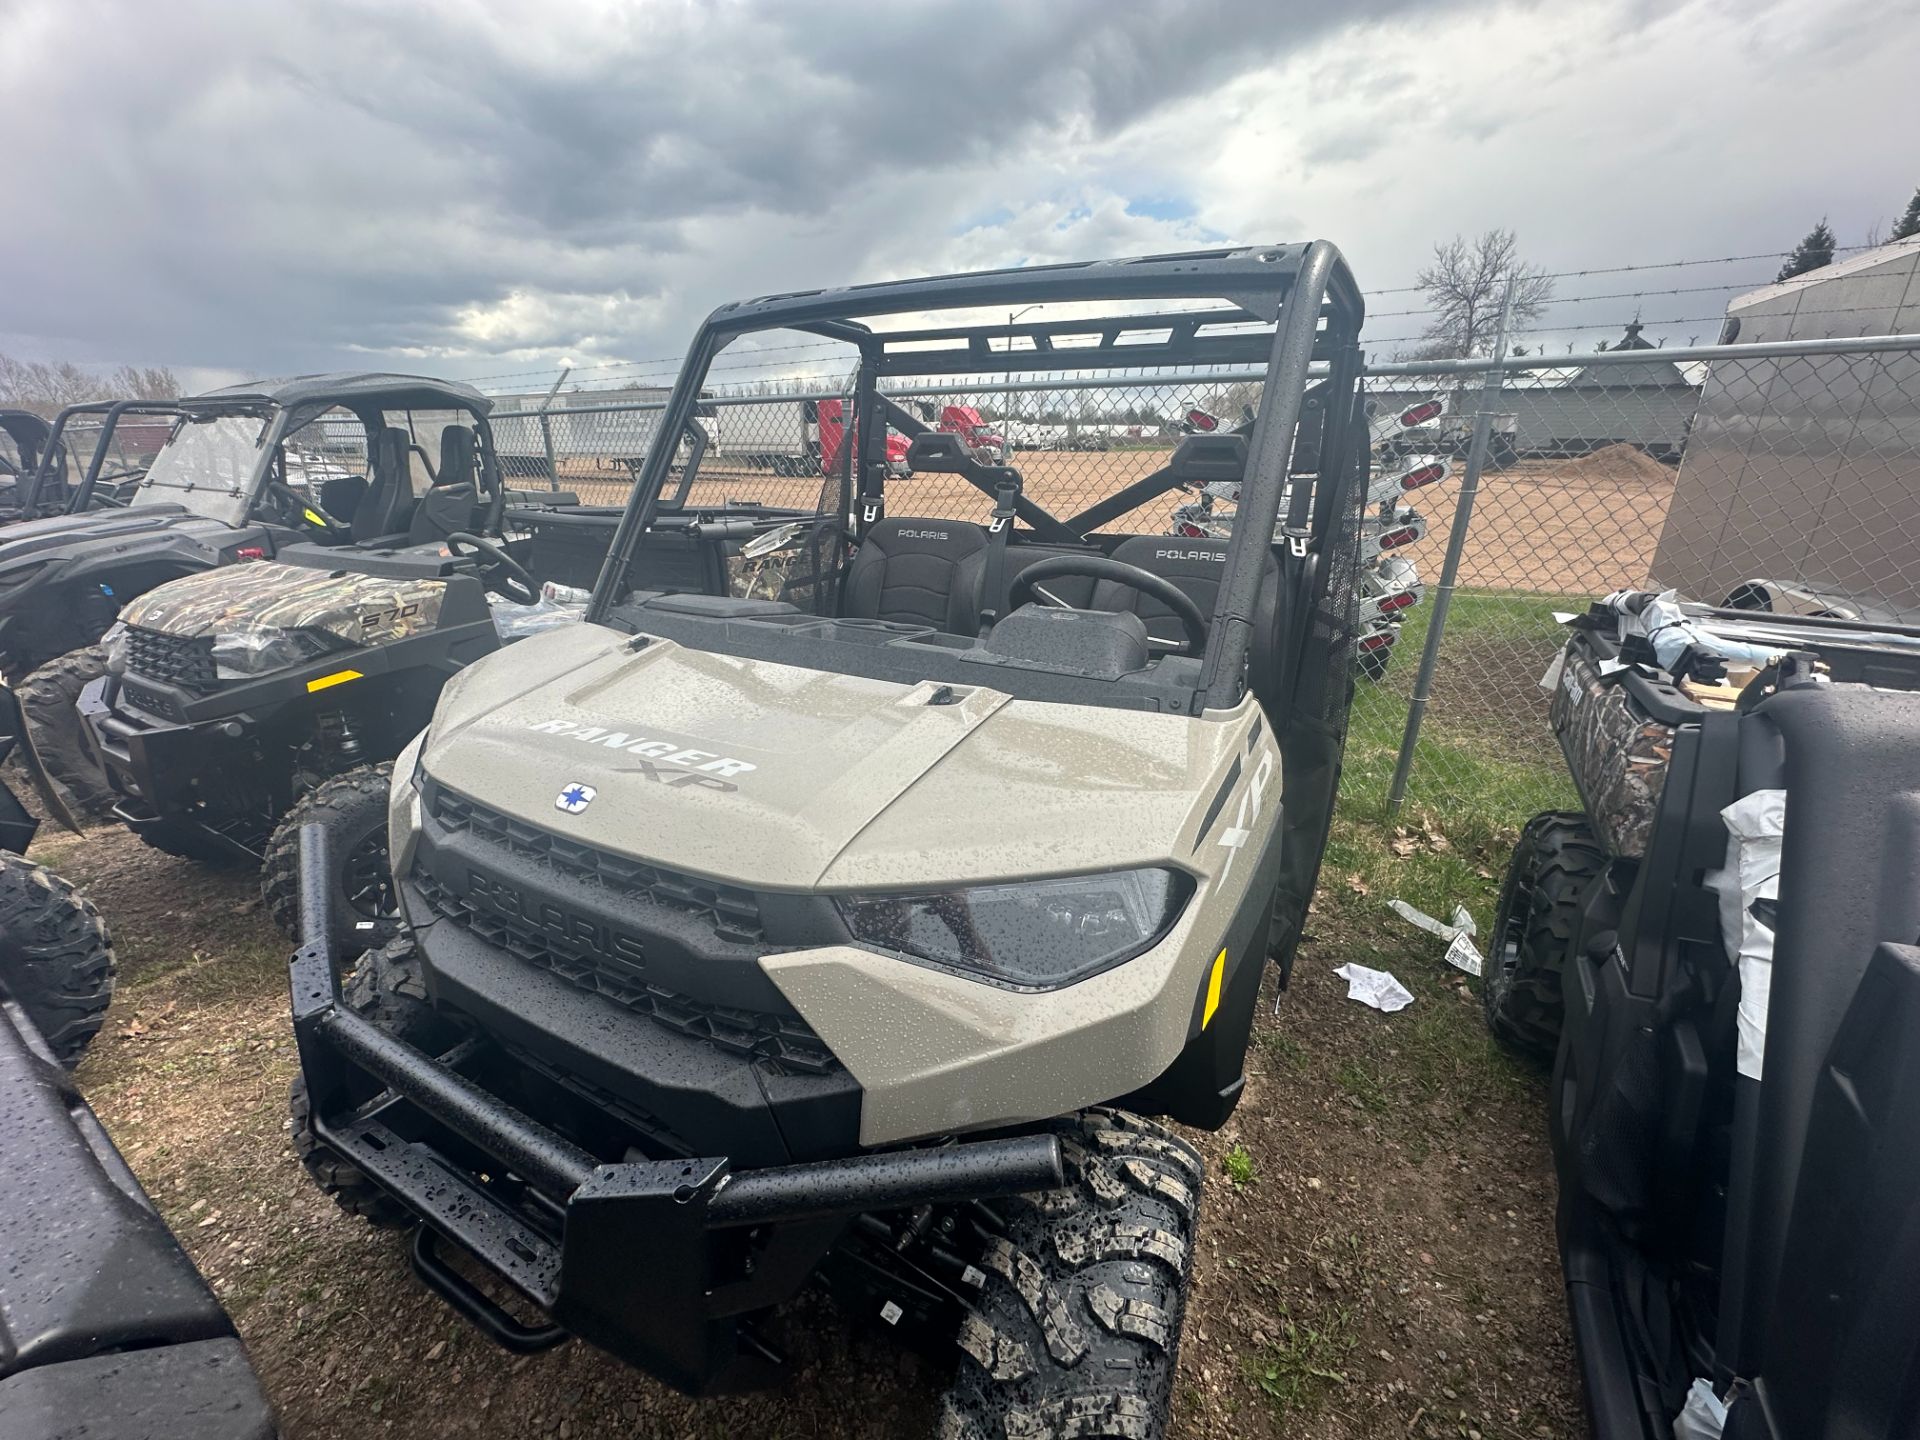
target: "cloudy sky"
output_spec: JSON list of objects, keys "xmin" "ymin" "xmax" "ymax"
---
[{"xmin": 3, "ymin": 0, "xmax": 1916, "ymax": 392}]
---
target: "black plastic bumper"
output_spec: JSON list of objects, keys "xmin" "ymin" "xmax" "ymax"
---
[
  {"xmin": 0, "ymin": 982, "xmax": 276, "ymax": 1437},
  {"xmin": 79, "ymin": 676, "xmax": 258, "ymax": 843},
  {"xmin": 288, "ymin": 826, "xmax": 1063, "ymax": 1395}
]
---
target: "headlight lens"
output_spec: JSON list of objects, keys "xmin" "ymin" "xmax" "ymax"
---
[
  {"xmin": 838, "ymin": 868, "xmax": 1192, "ymax": 989},
  {"xmin": 209, "ymin": 627, "xmax": 341, "ymax": 680}
]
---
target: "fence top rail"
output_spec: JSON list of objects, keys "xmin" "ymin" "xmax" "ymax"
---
[
  {"xmin": 484, "ymin": 332, "xmax": 1920, "ymax": 420},
  {"xmin": 1366, "ymin": 330, "xmax": 1920, "ymax": 377}
]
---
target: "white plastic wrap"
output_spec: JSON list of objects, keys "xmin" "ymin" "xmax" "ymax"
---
[
  {"xmin": 488, "ymin": 594, "xmax": 586, "ymax": 640},
  {"xmin": 1602, "ymin": 588, "xmax": 1782, "ymax": 669},
  {"xmin": 1672, "ymin": 1377, "xmax": 1728, "ymax": 1439},
  {"xmin": 1705, "ymin": 789, "xmax": 1785, "ymax": 1081}
]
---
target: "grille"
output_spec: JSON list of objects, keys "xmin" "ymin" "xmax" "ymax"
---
[
  {"xmin": 412, "ymin": 867, "xmax": 837, "ymax": 1075},
  {"xmin": 124, "ymin": 627, "xmax": 219, "ymax": 691},
  {"xmin": 428, "ymin": 783, "xmax": 763, "ymax": 943}
]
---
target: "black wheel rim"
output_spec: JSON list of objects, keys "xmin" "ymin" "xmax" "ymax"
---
[
  {"xmin": 1492, "ymin": 840, "xmax": 1541, "ymax": 996},
  {"xmin": 341, "ymin": 830, "xmax": 395, "ymax": 923}
]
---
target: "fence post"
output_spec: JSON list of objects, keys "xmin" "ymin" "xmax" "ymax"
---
[
  {"xmin": 1385, "ymin": 282, "xmax": 1518, "ymax": 819},
  {"xmin": 536, "ymin": 367, "xmax": 570, "ymax": 491}
]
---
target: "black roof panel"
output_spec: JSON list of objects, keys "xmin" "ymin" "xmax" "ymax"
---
[{"xmin": 184, "ymin": 371, "xmax": 491, "ymax": 415}]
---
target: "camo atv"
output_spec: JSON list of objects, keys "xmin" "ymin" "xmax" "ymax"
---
[
  {"xmin": 8, "ymin": 373, "xmax": 525, "ymax": 822},
  {"xmin": 79, "ymin": 408, "xmax": 809, "ymax": 954},
  {"xmin": 285, "ymin": 242, "xmax": 1370, "ymax": 1439}
]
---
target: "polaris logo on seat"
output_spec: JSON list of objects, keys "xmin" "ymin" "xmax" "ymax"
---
[
  {"xmin": 1154, "ymin": 548, "xmax": 1227, "ymax": 562},
  {"xmin": 896, "ymin": 529, "xmax": 950, "ymax": 541},
  {"xmin": 525, "ymin": 720, "xmax": 756, "ymax": 782}
]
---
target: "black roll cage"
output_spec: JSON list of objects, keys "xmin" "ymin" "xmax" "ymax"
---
[
  {"xmin": 588, "ymin": 242, "xmax": 1366, "ymax": 711},
  {"xmin": 26, "ymin": 400, "xmax": 188, "ymax": 515},
  {"xmin": 33, "ymin": 385, "xmax": 509, "ymax": 532}
]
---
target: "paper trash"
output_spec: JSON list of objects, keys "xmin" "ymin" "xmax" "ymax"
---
[
  {"xmin": 1389, "ymin": 900, "xmax": 1485, "ymax": 977},
  {"xmin": 1334, "ymin": 963, "xmax": 1415, "ymax": 1013}
]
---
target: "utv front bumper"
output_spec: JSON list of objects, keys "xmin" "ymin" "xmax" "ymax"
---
[
  {"xmin": 285, "ymin": 827, "xmax": 1063, "ymax": 1395},
  {"xmin": 78, "ymin": 677, "xmax": 265, "ymax": 853}
]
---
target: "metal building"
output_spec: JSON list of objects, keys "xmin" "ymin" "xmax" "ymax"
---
[{"xmin": 1652, "ymin": 236, "xmax": 1920, "ymax": 619}]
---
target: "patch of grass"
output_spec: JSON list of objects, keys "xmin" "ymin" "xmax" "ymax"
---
[
  {"xmin": 1333, "ymin": 1058, "xmax": 1390, "ymax": 1116},
  {"xmin": 1258, "ymin": 1030, "xmax": 1308, "ymax": 1071},
  {"xmin": 1223, "ymin": 1142, "xmax": 1256, "ymax": 1187},
  {"xmin": 1245, "ymin": 1304, "xmax": 1359, "ymax": 1421},
  {"xmin": 1343, "ymin": 587, "xmax": 1583, "ymax": 821}
]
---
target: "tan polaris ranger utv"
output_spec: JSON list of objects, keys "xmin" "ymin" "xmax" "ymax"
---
[{"xmin": 285, "ymin": 243, "xmax": 1370, "ymax": 1438}]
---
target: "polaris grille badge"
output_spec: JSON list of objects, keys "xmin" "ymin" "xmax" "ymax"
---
[{"xmin": 556, "ymin": 783, "xmax": 597, "ymax": 814}]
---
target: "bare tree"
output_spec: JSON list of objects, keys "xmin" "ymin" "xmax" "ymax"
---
[
  {"xmin": 1415, "ymin": 229, "xmax": 1554, "ymax": 357},
  {"xmin": 108, "ymin": 364, "xmax": 180, "ymax": 401},
  {"xmin": 0, "ymin": 352, "xmax": 181, "ymax": 417}
]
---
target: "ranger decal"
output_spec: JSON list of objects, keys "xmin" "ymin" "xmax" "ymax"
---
[{"xmin": 525, "ymin": 719, "xmax": 757, "ymax": 778}]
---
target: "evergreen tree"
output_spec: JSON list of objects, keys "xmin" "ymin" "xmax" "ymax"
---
[
  {"xmin": 1776, "ymin": 220, "xmax": 1837, "ymax": 281},
  {"xmin": 1893, "ymin": 187, "xmax": 1920, "ymax": 242}
]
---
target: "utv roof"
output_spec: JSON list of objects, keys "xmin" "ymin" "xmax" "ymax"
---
[
  {"xmin": 183, "ymin": 371, "xmax": 492, "ymax": 416},
  {"xmin": 704, "ymin": 242, "xmax": 1364, "ymax": 378},
  {"xmin": 0, "ymin": 409, "xmax": 53, "ymax": 446}
]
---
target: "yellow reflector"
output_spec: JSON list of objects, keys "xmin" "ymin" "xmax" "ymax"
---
[
  {"xmin": 306, "ymin": 669, "xmax": 364, "ymax": 693},
  {"xmin": 303, "ymin": 508, "xmax": 328, "ymax": 527},
  {"xmin": 1201, "ymin": 948, "xmax": 1227, "ymax": 1029}
]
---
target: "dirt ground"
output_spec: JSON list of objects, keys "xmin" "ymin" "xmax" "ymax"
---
[
  {"xmin": 541, "ymin": 443, "xmax": 1675, "ymax": 597},
  {"xmin": 38, "ymin": 821, "xmax": 1583, "ymax": 1440}
]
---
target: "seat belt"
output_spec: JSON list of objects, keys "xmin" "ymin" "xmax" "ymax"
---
[
  {"xmin": 856, "ymin": 460, "xmax": 887, "ymax": 540},
  {"xmin": 979, "ymin": 472, "xmax": 1022, "ymax": 630}
]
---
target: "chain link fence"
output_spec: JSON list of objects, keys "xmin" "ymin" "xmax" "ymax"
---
[{"xmin": 474, "ymin": 334, "xmax": 1920, "ymax": 836}]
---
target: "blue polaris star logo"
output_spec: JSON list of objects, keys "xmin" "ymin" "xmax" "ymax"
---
[{"xmin": 555, "ymin": 783, "xmax": 596, "ymax": 814}]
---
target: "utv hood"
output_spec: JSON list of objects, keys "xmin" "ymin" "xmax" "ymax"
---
[
  {"xmin": 116, "ymin": 561, "xmax": 452, "ymax": 648},
  {"xmin": 0, "ymin": 503, "xmax": 211, "ymax": 575},
  {"xmin": 418, "ymin": 626, "xmax": 1245, "ymax": 891}
]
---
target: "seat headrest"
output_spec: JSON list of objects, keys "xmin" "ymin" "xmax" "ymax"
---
[
  {"xmin": 373, "ymin": 426, "xmax": 410, "ymax": 479},
  {"xmin": 906, "ymin": 432, "xmax": 972, "ymax": 473},
  {"xmin": 436, "ymin": 425, "xmax": 477, "ymax": 489},
  {"xmin": 1170, "ymin": 433, "xmax": 1248, "ymax": 485}
]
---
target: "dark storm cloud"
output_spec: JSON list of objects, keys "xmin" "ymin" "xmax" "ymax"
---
[{"xmin": 0, "ymin": 0, "xmax": 1466, "ymax": 374}]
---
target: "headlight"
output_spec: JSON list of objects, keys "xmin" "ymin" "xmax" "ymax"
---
[
  {"xmin": 209, "ymin": 627, "xmax": 343, "ymax": 680},
  {"xmin": 837, "ymin": 868, "xmax": 1192, "ymax": 990}
]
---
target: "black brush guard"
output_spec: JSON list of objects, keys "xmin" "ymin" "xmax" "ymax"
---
[{"xmin": 287, "ymin": 825, "xmax": 1063, "ymax": 1395}]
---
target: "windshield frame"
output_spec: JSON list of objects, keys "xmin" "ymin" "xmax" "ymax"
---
[
  {"xmin": 129, "ymin": 407, "xmax": 279, "ymax": 524},
  {"xmin": 587, "ymin": 243, "xmax": 1366, "ymax": 711}
]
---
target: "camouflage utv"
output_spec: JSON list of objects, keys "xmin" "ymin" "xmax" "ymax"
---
[
  {"xmin": 1484, "ymin": 595, "xmax": 1920, "ymax": 1440},
  {"xmin": 8, "ymin": 374, "xmax": 523, "ymax": 818},
  {"xmin": 76, "ymin": 401, "xmax": 810, "ymax": 954}
]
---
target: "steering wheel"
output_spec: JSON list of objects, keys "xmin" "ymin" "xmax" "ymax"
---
[
  {"xmin": 262, "ymin": 479, "xmax": 353, "ymax": 538},
  {"xmin": 446, "ymin": 531, "xmax": 539, "ymax": 605},
  {"xmin": 1008, "ymin": 555, "xmax": 1210, "ymax": 655}
]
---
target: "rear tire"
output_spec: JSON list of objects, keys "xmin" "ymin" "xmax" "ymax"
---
[
  {"xmin": 1484, "ymin": 810, "xmax": 1606, "ymax": 1061},
  {"xmin": 936, "ymin": 1108, "xmax": 1201, "ymax": 1440},
  {"xmin": 289, "ymin": 937, "xmax": 456, "ymax": 1228},
  {"xmin": 0, "ymin": 853, "xmax": 115, "ymax": 1066},
  {"xmin": 262, "ymin": 763, "xmax": 397, "ymax": 959},
  {"xmin": 17, "ymin": 646, "xmax": 114, "ymax": 820}
]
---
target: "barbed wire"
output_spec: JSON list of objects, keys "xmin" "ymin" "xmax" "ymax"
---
[
  {"xmin": 1358, "ymin": 244, "xmax": 1875, "ymax": 297},
  {"xmin": 467, "ymin": 245, "xmax": 1886, "ymax": 390}
]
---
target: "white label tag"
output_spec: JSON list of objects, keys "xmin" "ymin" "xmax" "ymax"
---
[
  {"xmin": 880, "ymin": 1301, "xmax": 903, "ymax": 1326},
  {"xmin": 960, "ymin": 1265, "xmax": 986, "ymax": 1288},
  {"xmin": 1444, "ymin": 931, "xmax": 1485, "ymax": 977}
]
